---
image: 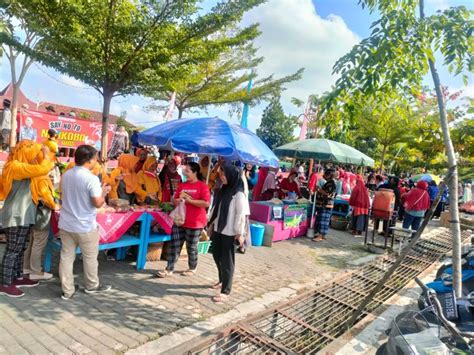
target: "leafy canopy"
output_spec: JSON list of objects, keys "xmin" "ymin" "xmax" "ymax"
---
[
  {"xmin": 256, "ymin": 96, "xmax": 297, "ymax": 149},
  {"xmin": 4, "ymin": 0, "xmax": 266, "ymax": 96},
  {"xmin": 146, "ymin": 29, "xmax": 303, "ymax": 118},
  {"xmin": 326, "ymin": 1, "xmax": 472, "ymax": 105},
  {"xmin": 4, "ymin": 0, "xmax": 267, "ymax": 154}
]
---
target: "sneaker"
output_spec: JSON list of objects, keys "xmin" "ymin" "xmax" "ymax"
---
[
  {"xmin": 0, "ymin": 284, "xmax": 25, "ymax": 298},
  {"xmin": 84, "ymin": 285, "xmax": 112, "ymax": 294},
  {"xmin": 13, "ymin": 277, "xmax": 39, "ymax": 288},
  {"xmin": 29, "ymin": 272, "xmax": 54, "ymax": 281},
  {"xmin": 61, "ymin": 292, "xmax": 75, "ymax": 300}
]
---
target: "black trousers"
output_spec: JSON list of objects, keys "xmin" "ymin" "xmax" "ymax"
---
[{"xmin": 211, "ymin": 232, "xmax": 235, "ymax": 295}]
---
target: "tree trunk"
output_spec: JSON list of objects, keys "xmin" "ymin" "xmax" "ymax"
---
[
  {"xmin": 9, "ymin": 83, "xmax": 19, "ymax": 148},
  {"xmin": 380, "ymin": 144, "xmax": 387, "ymax": 173},
  {"xmin": 178, "ymin": 107, "xmax": 184, "ymax": 119},
  {"xmin": 420, "ymin": 0, "xmax": 462, "ymax": 298},
  {"xmin": 101, "ymin": 91, "xmax": 113, "ymax": 160}
]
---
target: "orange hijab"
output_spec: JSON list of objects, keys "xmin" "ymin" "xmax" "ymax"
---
[
  {"xmin": 140, "ymin": 157, "xmax": 161, "ymax": 195},
  {"xmin": 117, "ymin": 154, "xmax": 139, "ymax": 194},
  {"xmin": 1, "ymin": 140, "xmax": 54, "ymax": 206}
]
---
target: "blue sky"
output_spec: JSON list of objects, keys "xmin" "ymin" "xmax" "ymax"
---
[{"xmin": 0, "ymin": 0, "xmax": 472, "ymax": 132}]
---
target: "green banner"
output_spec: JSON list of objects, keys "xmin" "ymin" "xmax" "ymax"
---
[{"xmin": 283, "ymin": 204, "xmax": 307, "ymax": 229}]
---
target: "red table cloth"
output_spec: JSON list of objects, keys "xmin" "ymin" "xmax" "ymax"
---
[
  {"xmin": 148, "ymin": 211, "xmax": 173, "ymax": 235},
  {"xmin": 52, "ymin": 211, "xmax": 144, "ymax": 244}
]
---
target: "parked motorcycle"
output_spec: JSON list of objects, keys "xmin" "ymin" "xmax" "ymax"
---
[
  {"xmin": 418, "ymin": 271, "xmax": 474, "ymax": 335},
  {"xmin": 435, "ymin": 240, "xmax": 474, "ymax": 280},
  {"xmin": 378, "ymin": 278, "xmax": 472, "ymax": 354}
]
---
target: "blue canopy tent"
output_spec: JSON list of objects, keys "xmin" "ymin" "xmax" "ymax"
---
[{"xmin": 138, "ymin": 117, "xmax": 279, "ymax": 168}]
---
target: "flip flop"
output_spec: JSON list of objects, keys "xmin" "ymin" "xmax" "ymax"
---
[
  {"xmin": 181, "ymin": 269, "xmax": 197, "ymax": 277},
  {"xmin": 155, "ymin": 270, "xmax": 173, "ymax": 278},
  {"xmin": 210, "ymin": 282, "xmax": 222, "ymax": 290},
  {"xmin": 212, "ymin": 294, "xmax": 228, "ymax": 303}
]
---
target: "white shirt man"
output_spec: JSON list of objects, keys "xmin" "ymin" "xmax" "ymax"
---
[{"xmin": 58, "ymin": 145, "xmax": 111, "ymax": 300}]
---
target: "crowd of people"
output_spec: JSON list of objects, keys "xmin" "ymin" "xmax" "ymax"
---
[
  {"xmin": 0, "ymin": 135, "xmax": 472, "ymax": 302},
  {"xmin": 0, "ymin": 138, "xmax": 254, "ymax": 303}
]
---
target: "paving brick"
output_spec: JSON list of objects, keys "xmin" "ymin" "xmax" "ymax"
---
[
  {"xmin": 6, "ymin": 345, "xmax": 29, "ymax": 355},
  {"xmin": 0, "ymin": 223, "xmax": 407, "ymax": 354}
]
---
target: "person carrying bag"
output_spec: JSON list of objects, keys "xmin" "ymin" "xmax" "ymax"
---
[{"xmin": 402, "ymin": 180, "xmax": 430, "ymax": 232}]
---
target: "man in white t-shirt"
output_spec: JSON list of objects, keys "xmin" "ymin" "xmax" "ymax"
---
[{"xmin": 59, "ymin": 145, "xmax": 111, "ymax": 300}]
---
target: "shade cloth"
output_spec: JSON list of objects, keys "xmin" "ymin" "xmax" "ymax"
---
[
  {"xmin": 274, "ymin": 139, "xmax": 374, "ymax": 167},
  {"xmin": 138, "ymin": 117, "xmax": 279, "ymax": 168}
]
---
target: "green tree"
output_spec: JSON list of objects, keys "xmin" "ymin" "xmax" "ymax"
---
[
  {"xmin": 327, "ymin": 0, "xmax": 472, "ymax": 298},
  {"xmin": 0, "ymin": 5, "xmax": 41, "ymax": 147},
  {"xmin": 256, "ymin": 96, "xmax": 296, "ymax": 149},
  {"xmin": 452, "ymin": 118, "xmax": 474, "ymax": 180},
  {"xmin": 6, "ymin": 0, "xmax": 265, "ymax": 157},
  {"xmin": 147, "ymin": 37, "xmax": 303, "ymax": 119}
]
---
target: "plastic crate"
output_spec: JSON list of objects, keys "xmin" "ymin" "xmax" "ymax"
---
[{"xmin": 198, "ymin": 241, "xmax": 211, "ymax": 254}]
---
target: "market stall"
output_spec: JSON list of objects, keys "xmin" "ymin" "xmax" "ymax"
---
[
  {"xmin": 44, "ymin": 210, "xmax": 173, "ymax": 271},
  {"xmin": 249, "ymin": 200, "xmax": 314, "ymax": 245}
]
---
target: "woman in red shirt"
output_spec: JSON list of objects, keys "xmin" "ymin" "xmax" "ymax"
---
[
  {"xmin": 156, "ymin": 162, "xmax": 210, "ymax": 278},
  {"xmin": 279, "ymin": 171, "xmax": 301, "ymax": 198}
]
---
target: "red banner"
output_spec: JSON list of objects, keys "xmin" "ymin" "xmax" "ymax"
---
[{"xmin": 18, "ymin": 109, "xmax": 115, "ymax": 150}]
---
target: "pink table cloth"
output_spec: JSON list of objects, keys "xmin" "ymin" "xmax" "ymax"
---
[
  {"xmin": 148, "ymin": 211, "xmax": 173, "ymax": 234},
  {"xmin": 52, "ymin": 211, "xmax": 144, "ymax": 244}
]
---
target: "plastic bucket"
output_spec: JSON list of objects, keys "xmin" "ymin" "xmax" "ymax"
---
[{"xmin": 250, "ymin": 224, "xmax": 265, "ymax": 247}]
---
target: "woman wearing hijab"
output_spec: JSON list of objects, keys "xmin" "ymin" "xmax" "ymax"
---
[
  {"xmin": 252, "ymin": 167, "xmax": 269, "ymax": 201},
  {"xmin": 159, "ymin": 156, "xmax": 182, "ymax": 203},
  {"xmin": 402, "ymin": 180, "xmax": 430, "ymax": 231},
  {"xmin": 23, "ymin": 170, "xmax": 59, "ymax": 281},
  {"xmin": 134, "ymin": 148, "xmax": 148, "ymax": 173},
  {"xmin": 0, "ymin": 141, "xmax": 54, "ymax": 297},
  {"xmin": 244, "ymin": 164, "xmax": 258, "ymax": 192},
  {"xmin": 279, "ymin": 170, "xmax": 301, "ymax": 198},
  {"xmin": 156, "ymin": 162, "xmax": 210, "ymax": 278},
  {"xmin": 199, "ymin": 156, "xmax": 211, "ymax": 184},
  {"xmin": 108, "ymin": 126, "xmax": 129, "ymax": 160},
  {"xmin": 209, "ymin": 165, "xmax": 249, "ymax": 303},
  {"xmin": 349, "ymin": 175, "xmax": 370, "ymax": 235},
  {"xmin": 136, "ymin": 156, "xmax": 162, "ymax": 204},
  {"xmin": 109, "ymin": 154, "xmax": 140, "ymax": 204},
  {"xmin": 260, "ymin": 167, "xmax": 279, "ymax": 201}
]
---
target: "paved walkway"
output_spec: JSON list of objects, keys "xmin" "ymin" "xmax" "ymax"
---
[{"xmin": 0, "ymin": 223, "xmax": 435, "ymax": 355}]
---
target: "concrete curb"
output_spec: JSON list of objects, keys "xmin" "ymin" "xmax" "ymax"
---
[{"xmin": 126, "ymin": 281, "xmax": 315, "ymax": 355}]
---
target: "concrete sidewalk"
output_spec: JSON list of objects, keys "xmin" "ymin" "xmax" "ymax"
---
[
  {"xmin": 0, "ymin": 226, "xmax": 383, "ymax": 355},
  {"xmin": 0, "ymin": 221, "xmax": 443, "ymax": 355}
]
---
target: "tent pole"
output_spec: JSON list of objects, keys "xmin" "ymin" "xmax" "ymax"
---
[{"xmin": 206, "ymin": 155, "xmax": 212, "ymax": 184}]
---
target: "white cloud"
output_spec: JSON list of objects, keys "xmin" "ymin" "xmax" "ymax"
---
[{"xmin": 242, "ymin": 0, "xmax": 360, "ymax": 112}]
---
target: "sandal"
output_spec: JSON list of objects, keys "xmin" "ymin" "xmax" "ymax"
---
[
  {"xmin": 181, "ymin": 269, "xmax": 197, "ymax": 277},
  {"xmin": 155, "ymin": 270, "xmax": 173, "ymax": 278},
  {"xmin": 210, "ymin": 282, "xmax": 222, "ymax": 290},
  {"xmin": 312, "ymin": 236, "xmax": 325, "ymax": 242},
  {"xmin": 212, "ymin": 294, "xmax": 228, "ymax": 303}
]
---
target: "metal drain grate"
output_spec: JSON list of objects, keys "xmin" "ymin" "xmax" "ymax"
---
[{"xmin": 189, "ymin": 229, "xmax": 471, "ymax": 354}]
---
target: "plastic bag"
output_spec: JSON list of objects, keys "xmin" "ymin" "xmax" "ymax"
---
[{"xmin": 170, "ymin": 200, "xmax": 186, "ymax": 226}]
